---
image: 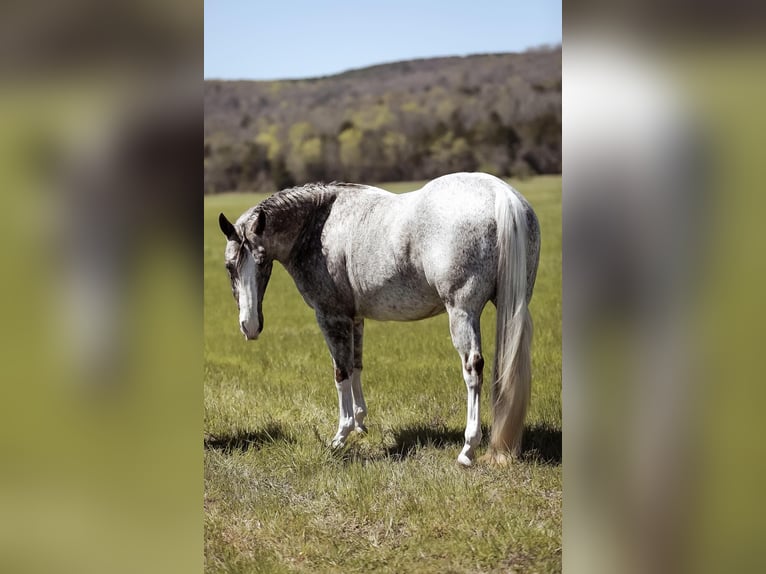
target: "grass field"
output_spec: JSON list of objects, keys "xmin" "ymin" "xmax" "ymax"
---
[{"xmin": 204, "ymin": 175, "xmax": 561, "ymax": 573}]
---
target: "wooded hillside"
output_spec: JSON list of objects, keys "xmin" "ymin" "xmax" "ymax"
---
[{"xmin": 204, "ymin": 46, "xmax": 560, "ymax": 193}]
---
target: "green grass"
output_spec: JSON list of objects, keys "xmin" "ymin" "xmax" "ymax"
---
[{"xmin": 204, "ymin": 176, "xmax": 561, "ymax": 573}]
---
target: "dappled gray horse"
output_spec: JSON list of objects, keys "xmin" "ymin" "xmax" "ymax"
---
[{"xmin": 219, "ymin": 172, "xmax": 540, "ymax": 465}]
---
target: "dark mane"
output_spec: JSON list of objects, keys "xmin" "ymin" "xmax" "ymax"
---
[
  {"xmin": 257, "ymin": 182, "xmax": 366, "ymax": 217},
  {"xmin": 237, "ymin": 181, "xmax": 368, "ymax": 233}
]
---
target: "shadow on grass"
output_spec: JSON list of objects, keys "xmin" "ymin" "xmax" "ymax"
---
[
  {"xmin": 384, "ymin": 423, "xmax": 490, "ymax": 461},
  {"xmin": 520, "ymin": 423, "xmax": 562, "ymax": 465},
  {"xmin": 382, "ymin": 422, "xmax": 562, "ymax": 465},
  {"xmin": 204, "ymin": 423, "xmax": 294, "ymax": 453}
]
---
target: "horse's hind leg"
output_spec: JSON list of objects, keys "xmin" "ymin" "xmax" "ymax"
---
[
  {"xmin": 351, "ymin": 319, "xmax": 368, "ymax": 433},
  {"xmin": 316, "ymin": 313, "xmax": 355, "ymax": 448},
  {"xmin": 447, "ymin": 307, "xmax": 484, "ymax": 467}
]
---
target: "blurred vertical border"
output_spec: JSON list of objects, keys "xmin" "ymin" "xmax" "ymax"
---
[
  {"xmin": 0, "ymin": 1, "xmax": 202, "ymax": 573},
  {"xmin": 564, "ymin": 2, "xmax": 766, "ymax": 573}
]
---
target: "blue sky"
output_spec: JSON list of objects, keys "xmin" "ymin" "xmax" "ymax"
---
[{"xmin": 205, "ymin": 1, "xmax": 561, "ymax": 80}]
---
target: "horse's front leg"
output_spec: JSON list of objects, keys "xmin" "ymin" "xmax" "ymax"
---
[
  {"xmin": 316, "ymin": 313, "xmax": 356, "ymax": 448},
  {"xmin": 351, "ymin": 319, "xmax": 368, "ymax": 433}
]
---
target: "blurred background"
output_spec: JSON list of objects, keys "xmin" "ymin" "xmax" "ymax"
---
[
  {"xmin": 204, "ymin": 48, "xmax": 560, "ymax": 192},
  {"xmin": 564, "ymin": 2, "xmax": 766, "ymax": 574},
  {"xmin": 0, "ymin": 0, "xmax": 201, "ymax": 573},
  {"xmin": 204, "ymin": 2, "xmax": 561, "ymax": 193}
]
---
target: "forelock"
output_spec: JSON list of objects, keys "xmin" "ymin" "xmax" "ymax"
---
[{"xmin": 224, "ymin": 240, "xmax": 240, "ymax": 262}]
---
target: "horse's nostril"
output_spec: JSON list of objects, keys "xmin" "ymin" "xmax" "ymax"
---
[{"xmin": 240, "ymin": 321, "xmax": 248, "ymax": 336}]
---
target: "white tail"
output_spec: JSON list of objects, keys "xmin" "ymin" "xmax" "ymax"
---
[{"xmin": 487, "ymin": 185, "xmax": 533, "ymax": 462}]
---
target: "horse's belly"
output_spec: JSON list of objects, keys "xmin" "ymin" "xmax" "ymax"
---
[{"xmin": 356, "ymin": 289, "xmax": 445, "ymax": 321}]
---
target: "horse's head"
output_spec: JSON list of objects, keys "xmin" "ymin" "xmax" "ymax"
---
[{"xmin": 219, "ymin": 210, "xmax": 273, "ymax": 341}]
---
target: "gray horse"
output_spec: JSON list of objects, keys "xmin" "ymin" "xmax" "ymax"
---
[{"xmin": 219, "ymin": 172, "xmax": 540, "ymax": 465}]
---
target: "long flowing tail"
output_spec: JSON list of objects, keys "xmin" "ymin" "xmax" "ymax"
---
[{"xmin": 486, "ymin": 184, "xmax": 534, "ymax": 463}]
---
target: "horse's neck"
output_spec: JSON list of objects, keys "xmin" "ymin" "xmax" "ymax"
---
[{"xmin": 266, "ymin": 191, "xmax": 337, "ymax": 263}]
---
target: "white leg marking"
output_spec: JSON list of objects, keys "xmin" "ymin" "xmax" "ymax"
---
[
  {"xmin": 350, "ymin": 369, "xmax": 368, "ymax": 433},
  {"xmin": 458, "ymin": 365, "xmax": 483, "ymax": 467},
  {"xmin": 331, "ymin": 376, "xmax": 355, "ymax": 447},
  {"xmin": 448, "ymin": 308, "xmax": 484, "ymax": 467}
]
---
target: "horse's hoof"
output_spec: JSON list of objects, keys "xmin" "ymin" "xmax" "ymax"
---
[
  {"xmin": 354, "ymin": 424, "xmax": 368, "ymax": 434},
  {"xmin": 480, "ymin": 450, "xmax": 511, "ymax": 466},
  {"xmin": 330, "ymin": 438, "xmax": 346, "ymax": 449},
  {"xmin": 457, "ymin": 453, "xmax": 474, "ymax": 467}
]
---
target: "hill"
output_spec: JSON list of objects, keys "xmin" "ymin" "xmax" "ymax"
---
[{"xmin": 204, "ymin": 47, "xmax": 561, "ymax": 193}]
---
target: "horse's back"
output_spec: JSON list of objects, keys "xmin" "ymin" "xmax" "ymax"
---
[{"xmin": 419, "ymin": 172, "xmax": 528, "ymax": 210}]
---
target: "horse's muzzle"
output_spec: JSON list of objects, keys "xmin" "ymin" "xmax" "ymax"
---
[{"xmin": 240, "ymin": 321, "xmax": 260, "ymax": 341}]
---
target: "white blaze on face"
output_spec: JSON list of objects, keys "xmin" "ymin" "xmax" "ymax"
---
[{"xmin": 237, "ymin": 253, "xmax": 260, "ymax": 339}]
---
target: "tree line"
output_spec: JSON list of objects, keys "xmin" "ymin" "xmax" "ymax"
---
[{"xmin": 204, "ymin": 47, "xmax": 561, "ymax": 193}]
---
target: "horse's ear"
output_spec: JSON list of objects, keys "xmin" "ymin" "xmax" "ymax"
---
[
  {"xmin": 254, "ymin": 210, "xmax": 266, "ymax": 236},
  {"xmin": 219, "ymin": 213, "xmax": 239, "ymax": 241}
]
